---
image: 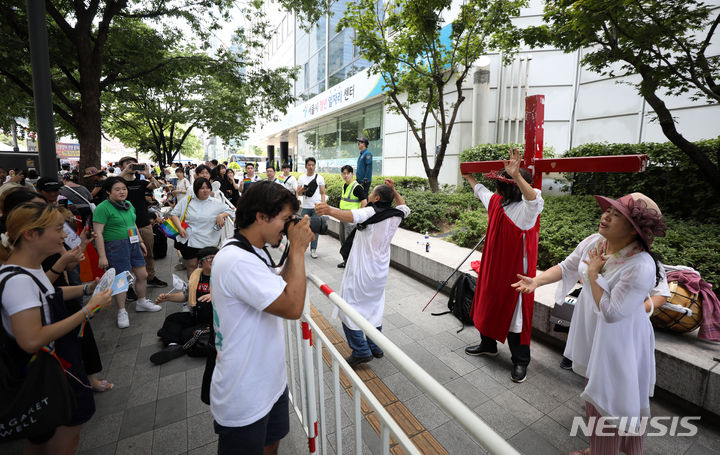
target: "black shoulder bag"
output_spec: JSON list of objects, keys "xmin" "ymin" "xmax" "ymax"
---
[
  {"xmin": 0, "ymin": 267, "xmax": 76, "ymax": 442},
  {"xmin": 339, "ymin": 206, "xmax": 405, "ymax": 263}
]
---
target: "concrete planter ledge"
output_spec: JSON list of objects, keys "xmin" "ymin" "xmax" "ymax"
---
[{"xmin": 325, "ymin": 216, "xmax": 720, "ymax": 417}]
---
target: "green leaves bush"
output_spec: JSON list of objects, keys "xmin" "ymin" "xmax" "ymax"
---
[{"xmin": 563, "ymin": 139, "xmax": 720, "ymax": 221}]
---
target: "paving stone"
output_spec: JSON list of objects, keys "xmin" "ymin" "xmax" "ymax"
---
[
  {"xmin": 111, "ymin": 347, "xmax": 140, "ymax": 369},
  {"xmin": 186, "ymin": 365, "xmax": 205, "ymax": 390},
  {"xmin": 379, "ymin": 371, "xmax": 423, "ymax": 403},
  {"xmin": 155, "ymin": 392, "xmax": 188, "ymax": 428},
  {"xmin": 116, "ymin": 430, "xmax": 153, "ymax": 455},
  {"xmin": 78, "ymin": 442, "xmax": 117, "ymax": 455},
  {"xmin": 187, "ymin": 411, "xmax": 218, "ymax": 450},
  {"xmin": 188, "ymin": 441, "xmax": 219, "ymax": 455},
  {"xmin": 437, "ymin": 350, "xmax": 478, "ymax": 376},
  {"xmin": 158, "ymin": 371, "xmax": 186, "ymax": 399},
  {"xmin": 510, "ymin": 379, "xmax": 563, "ymax": 415},
  {"xmin": 127, "ymin": 375, "xmax": 160, "ymax": 408},
  {"xmin": 492, "ymin": 390, "xmax": 544, "ymax": 426},
  {"xmin": 404, "ymin": 394, "xmax": 451, "ymax": 431},
  {"xmin": 94, "ymin": 384, "xmax": 131, "ymax": 417},
  {"xmin": 462, "ymin": 367, "xmax": 508, "ymax": 398},
  {"xmin": 78, "ymin": 410, "xmax": 123, "ymax": 451},
  {"xmin": 119, "ymin": 401, "xmax": 156, "ymax": 440},
  {"xmin": 507, "ymin": 427, "xmax": 562, "ymax": 455},
  {"xmin": 385, "ymin": 312, "xmax": 413, "ymax": 328},
  {"xmin": 367, "ymin": 355, "xmax": 400, "ymax": 379},
  {"xmin": 401, "ymin": 343, "xmax": 462, "ymax": 385},
  {"xmin": 472, "ymin": 399, "xmax": 525, "ymax": 440},
  {"xmin": 685, "ymin": 443, "xmax": 720, "ymax": 455},
  {"xmin": 383, "ymin": 328, "xmax": 415, "ymax": 347},
  {"xmin": 430, "ymin": 420, "xmax": 487, "ymax": 455},
  {"xmin": 105, "ymin": 363, "xmax": 135, "ymax": 388},
  {"xmin": 152, "ymin": 419, "xmax": 188, "ymax": 455},
  {"xmin": 443, "ymin": 376, "xmax": 491, "ymax": 409},
  {"xmin": 159, "ymin": 353, "xmax": 205, "ymax": 377},
  {"xmin": 186, "ymin": 386, "xmax": 211, "ymax": 417},
  {"xmin": 529, "ymin": 415, "xmax": 589, "ymax": 453},
  {"xmin": 115, "ymin": 333, "xmax": 142, "ymax": 352}
]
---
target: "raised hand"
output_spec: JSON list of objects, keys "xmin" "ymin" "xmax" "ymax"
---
[{"xmin": 511, "ymin": 274, "xmax": 537, "ymax": 294}]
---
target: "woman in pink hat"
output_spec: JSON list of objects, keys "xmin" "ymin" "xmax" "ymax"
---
[{"xmin": 513, "ymin": 193, "xmax": 667, "ymax": 455}]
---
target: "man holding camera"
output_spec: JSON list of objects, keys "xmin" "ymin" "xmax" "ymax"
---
[
  {"xmin": 316, "ymin": 179, "xmax": 409, "ymax": 367},
  {"xmin": 118, "ymin": 156, "xmax": 167, "ymax": 290},
  {"xmin": 297, "ymin": 157, "xmax": 325, "ymax": 259},
  {"xmin": 210, "ymin": 181, "xmax": 314, "ymax": 455}
]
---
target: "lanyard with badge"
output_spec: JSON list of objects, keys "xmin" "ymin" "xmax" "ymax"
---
[{"xmin": 119, "ymin": 207, "xmax": 140, "ymax": 244}]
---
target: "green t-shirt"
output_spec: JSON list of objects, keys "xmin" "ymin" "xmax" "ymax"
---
[{"xmin": 93, "ymin": 200, "xmax": 137, "ymax": 242}]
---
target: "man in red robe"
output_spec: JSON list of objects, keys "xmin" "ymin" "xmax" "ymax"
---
[{"xmin": 462, "ymin": 149, "xmax": 543, "ymax": 383}]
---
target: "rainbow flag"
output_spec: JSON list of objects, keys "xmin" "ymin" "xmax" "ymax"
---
[
  {"xmin": 278, "ymin": 176, "xmax": 285, "ymax": 183},
  {"xmin": 159, "ymin": 219, "xmax": 188, "ymax": 239}
]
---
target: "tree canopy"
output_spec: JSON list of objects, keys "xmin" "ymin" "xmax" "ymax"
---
[
  {"xmin": 0, "ymin": 0, "xmax": 294, "ymax": 176},
  {"xmin": 338, "ymin": 0, "xmax": 525, "ymax": 191},
  {"xmin": 523, "ymin": 0, "xmax": 720, "ymax": 194}
]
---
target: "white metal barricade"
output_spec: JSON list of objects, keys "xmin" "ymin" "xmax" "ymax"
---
[{"xmin": 283, "ymin": 274, "xmax": 520, "ymax": 455}]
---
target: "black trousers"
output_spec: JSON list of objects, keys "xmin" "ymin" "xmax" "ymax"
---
[{"xmin": 480, "ymin": 332, "xmax": 531, "ymax": 367}]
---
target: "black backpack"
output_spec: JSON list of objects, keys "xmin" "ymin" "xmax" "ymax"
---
[
  {"xmin": 339, "ymin": 206, "xmax": 404, "ymax": 262},
  {"xmin": 432, "ymin": 273, "xmax": 476, "ymax": 332}
]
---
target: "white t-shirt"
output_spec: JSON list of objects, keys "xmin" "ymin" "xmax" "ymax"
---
[
  {"xmin": 175, "ymin": 178, "xmax": 190, "ymax": 195},
  {"xmin": 298, "ymin": 173, "xmax": 325, "ymax": 209},
  {"xmin": 210, "ymin": 241, "xmax": 288, "ymax": 427},
  {"xmin": 280, "ymin": 174, "xmax": 298, "ymax": 194},
  {"xmin": 0, "ymin": 266, "xmax": 54, "ymax": 337},
  {"xmin": 170, "ymin": 196, "xmax": 234, "ymax": 248}
]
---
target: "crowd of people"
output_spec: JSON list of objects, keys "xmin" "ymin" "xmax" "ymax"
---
[{"xmin": 0, "ymin": 137, "xmax": 670, "ymax": 455}]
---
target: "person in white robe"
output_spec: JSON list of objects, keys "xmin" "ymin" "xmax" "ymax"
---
[
  {"xmin": 315, "ymin": 179, "xmax": 410, "ymax": 367},
  {"xmin": 513, "ymin": 192, "xmax": 667, "ymax": 455}
]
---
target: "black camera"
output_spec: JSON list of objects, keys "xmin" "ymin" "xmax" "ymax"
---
[{"xmin": 283, "ymin": 215, "xmax": 328, "ymax": 235}]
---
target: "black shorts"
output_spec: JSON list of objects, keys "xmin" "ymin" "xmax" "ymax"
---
[
  {"xmin": 177, "ymin": 242, "xmax": 201, "ymax": 260},
  {"xmin": 214, "ymin": 387, "xmax": 290, "ymax": 454}
]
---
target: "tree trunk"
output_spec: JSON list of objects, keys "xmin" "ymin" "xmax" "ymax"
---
[
  {"xmin": 639, "ymin": 70, "xmax": 720, "ymax": 195},
  {"xmin": 76, "ymin": 104, "xmax": 102, "ymax": 186}
]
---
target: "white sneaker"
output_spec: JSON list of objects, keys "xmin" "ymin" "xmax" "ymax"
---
[
  {"xmin": 311, "ymin": 249, "xmax": 318, "ymax": 259},
  {"xmin": 135, "ymin": 298, "xmax": 162, "ymax": 312},
  {"xmin": 117, "ymin": 309, "xmax": 130, "ymax": 329}
]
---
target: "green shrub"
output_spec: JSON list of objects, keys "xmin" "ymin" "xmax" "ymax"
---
[
  {"xmin": 563, "ymin": 139, "xmax": 720, "ymax": 221},
  {"xmin": 451, "ymin": 209, "xmax": 489, "ymax": 248}
]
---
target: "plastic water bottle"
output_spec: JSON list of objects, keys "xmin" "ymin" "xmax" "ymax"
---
[{"xmin": 425, "ymin": 231, "xmax": 430, "ymax": 253}]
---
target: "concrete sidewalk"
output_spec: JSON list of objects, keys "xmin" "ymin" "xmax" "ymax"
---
[{"xmin": 3, "ymin": 234, "xmax": 719, "ymax": 455}]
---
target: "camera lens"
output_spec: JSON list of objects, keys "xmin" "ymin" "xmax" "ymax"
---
[{"xmin": 309, "ymin": 216, "xmax": 328, "ymax": 235}]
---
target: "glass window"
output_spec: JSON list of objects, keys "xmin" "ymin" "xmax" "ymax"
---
[
  {"xmin": 295, "ymin": 32, "xmax": 308, "ymax": 66},
  {"xmin": 308, "ymin": 15, "xmax": 327, "ymax": 56},
  {"xmin": 307, "ymin": 50, "xmax": 326, "ymax": 88},
  {"xmin": 328, "ymin": 29, "xmax": 355, "ymax": 74},
  {"xmin": 329, "ymin": 0, "xmax": 347, "ymax": 38}
]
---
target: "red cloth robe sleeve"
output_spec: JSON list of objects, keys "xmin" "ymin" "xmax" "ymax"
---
[{"xmin": 471, "ymin": 194, "xmax": 540, "ymax": 344}]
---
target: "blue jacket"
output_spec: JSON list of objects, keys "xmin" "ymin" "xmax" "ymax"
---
[{"xmin": 356, "ymin": 149, "xmax": 373, "ymax": 183}]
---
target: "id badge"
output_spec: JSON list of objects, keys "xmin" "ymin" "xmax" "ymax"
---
[{"xmin": 128, "ymin": 227, "xmax": 140, "ymax": 244}]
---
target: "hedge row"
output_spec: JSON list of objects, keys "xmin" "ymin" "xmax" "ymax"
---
[{"xmin": 562, "ymin": 139, "xmax": 720, "ymax": 221}]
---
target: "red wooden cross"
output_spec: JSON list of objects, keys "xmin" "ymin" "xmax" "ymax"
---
[{"xmin": 460, "ymin": 95, "xmax": 649, "ymax": 187}]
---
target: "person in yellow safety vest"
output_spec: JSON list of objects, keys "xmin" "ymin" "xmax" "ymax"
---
[{"xmin": 337, "ymin": 165, "xmax": 367, "ymax": 268}]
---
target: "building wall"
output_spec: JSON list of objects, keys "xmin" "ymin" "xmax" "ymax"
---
[{"xmin": 252, "ymin": 0, "xmax": 720, "ymax": 184}]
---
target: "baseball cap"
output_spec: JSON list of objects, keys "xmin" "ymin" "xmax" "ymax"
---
[
  {"xmin": 37, "ymin": 177, "xmax": 63, "ymax": 191},
  {"xmin": 356, "ymin": 137, "xmax": 369, "ymax": 145}
]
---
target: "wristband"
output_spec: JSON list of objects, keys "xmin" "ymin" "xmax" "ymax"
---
[
  {"xmin": 83, "ymin": 283, "xmax": 90, "ymax": 296},
  {"xmin": 50, "ymin": 267, "xmax": 62, "ymax": 275}
]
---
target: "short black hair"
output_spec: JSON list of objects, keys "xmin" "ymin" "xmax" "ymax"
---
[
  {"xmin": 193, "ymin": 177, "xmax": 211, "ymax": 195},
  {"xmin": 266, "ymin": 165, "xmax": 275, "ymax": 171},
  {"xmin": 104, "ymin": 176, "xmax": 127, "ymax": 193},
  {"xmin": 210, "ymin": 159, "xmax": 218, "ymax": 166},
  {"xmin": 195, "ymin": 164, "xmax": 211, "ymax": 176},
  {"xmin": 281, "ymin": 163, "xmax": 291, "ymax": 170},
  {"xmin": 1, "ymin": 189, "xmax": 41, "ymax": 222},
  {"xmin": 245, "ymin": 163, "xmax": 255, "ymax": 169},
  {"xmin": 175, "ymin": 167, "xmax": 185, "ymax": 174},
  {"xmin": 196, "ymin": 246, "xmax": 219, "ymax": 260},
  {"xmin": 235, "ymin": 181, "xmax": 300, "ymax": 229},
  {"xmin": 305, "ymin": 157, "xmax": 316, "ymax": 165},
  {"xmin": 341, "ymin": 165, "xmax": 354, "ymax": 174}
]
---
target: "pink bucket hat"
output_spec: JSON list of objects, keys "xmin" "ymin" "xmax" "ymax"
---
[{"xmin": 594, "ymin": 192, "xmax": 667, "ymax": 249}]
